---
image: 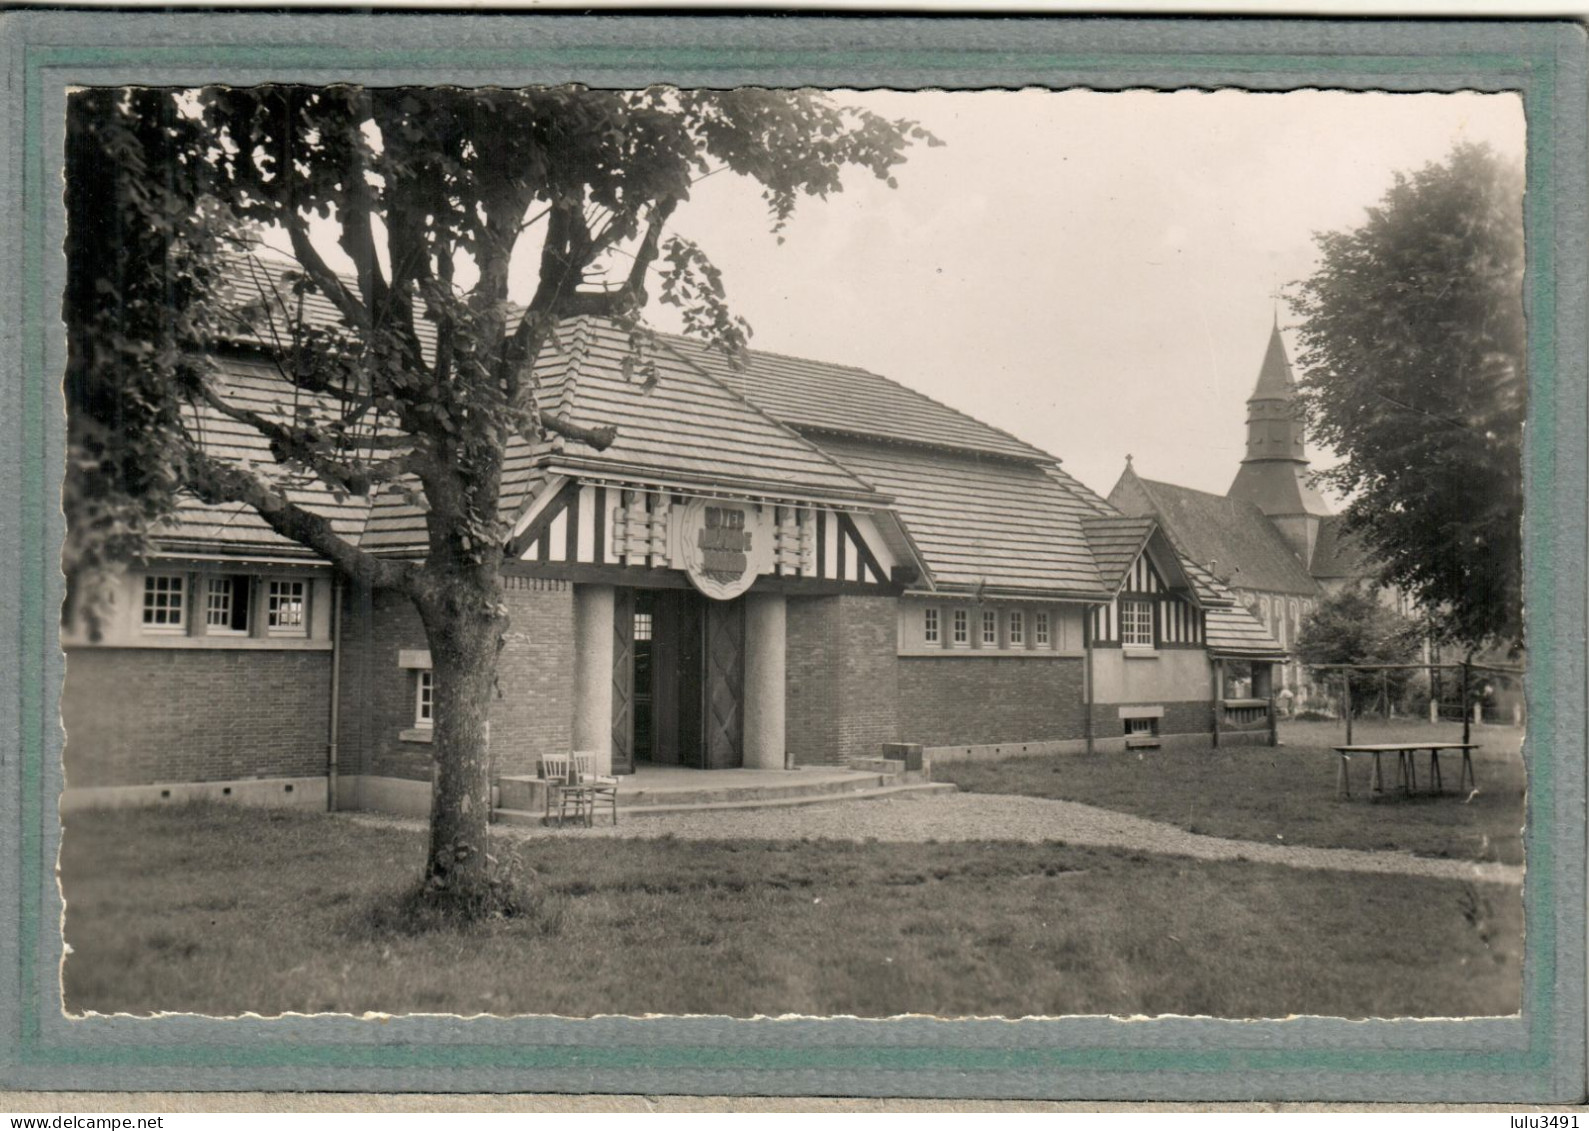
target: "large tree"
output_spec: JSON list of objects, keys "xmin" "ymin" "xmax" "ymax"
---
[
  {"xmin": 64, "ymin": 85, "xmax": 936, "ymax": 912},
  {"xmin": 1288, "ymin": 142, "xmax": 1525, "ymax": 652},
  {"xmin": 1294, "ymin": 587, "xmax": 1425, "ymax": 715}
]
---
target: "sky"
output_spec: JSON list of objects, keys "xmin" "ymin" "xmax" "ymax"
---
[
  {"xmin": 279, "ymin": 87, "xmax": 1526, "ymax": 505},
  {"xmin": 610, "ymin": 89, "xmax": 1525, "ymax": 503}
]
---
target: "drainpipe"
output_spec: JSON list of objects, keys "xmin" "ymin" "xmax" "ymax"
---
[
  {"xmin": 326, "ymin": 576, "xmax": 344, "ymax": 812},
  {"xmin": 1083, "ymin": 604, "xmax": 1095, "ymax": 756}
]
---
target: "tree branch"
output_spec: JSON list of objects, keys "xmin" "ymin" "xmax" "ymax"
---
[
  {"xmin": 195, "ymin": 378, "xmax": 425, "ymax": 496},
  {"xmin": 283, "ymin": 210, "xmax": 371, "ymax": 333},
  {"xmin": 181, "ymin": 441, "xmax": 416, "ymax": 593},
  {"xmin": 541, "ymin": 411, "xmax": 617, "ymax": 450}
]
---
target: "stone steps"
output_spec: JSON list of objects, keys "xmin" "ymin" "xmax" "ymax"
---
[
  {"xmin": 493, "ymin": 781, "xmax": 957, "ymax": 824},
  {"xmin": 497, "ymin": 770, "xmax": 893, "ymax": 814}
]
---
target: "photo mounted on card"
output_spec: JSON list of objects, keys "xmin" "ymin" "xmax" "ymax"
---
[{"xmin": 3, "ymin": 13, "xmax": 1583, "ymax": 1102}]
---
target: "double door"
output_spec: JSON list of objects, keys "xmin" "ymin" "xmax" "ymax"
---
[{"xmin": 612, "ymin": 588, "xmax": 743, "ymax": 772}]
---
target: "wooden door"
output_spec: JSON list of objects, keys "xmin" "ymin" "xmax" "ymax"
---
[
  {"xmin": 703, "ymin": 598, "xmax": 745, "ymax": 769},
  {"xmin": 649, "ymin": 590, "xmax": 682, "ymax": 765},
  {"xmin": 610, "ymin": 588, "xmax": 635, "ymax": 775},
  {"xmin": 674, "ymin": 591, "xmax": 706, "ymax": 767}
]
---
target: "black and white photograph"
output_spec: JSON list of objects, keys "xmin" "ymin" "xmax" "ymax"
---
[{"xmin": 55, "ymin": 79, "xmax": 1529, "ymax": 1025}]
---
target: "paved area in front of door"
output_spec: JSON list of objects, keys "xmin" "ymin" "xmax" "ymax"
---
[{"xmin": 355, "ymin": 791, "xmax": 1522, "ymax": 886}]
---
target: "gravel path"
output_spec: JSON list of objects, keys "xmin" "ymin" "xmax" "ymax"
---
[{"xmin": 352, "ymin": 791, "xmax": 1523, "ymax": 886}]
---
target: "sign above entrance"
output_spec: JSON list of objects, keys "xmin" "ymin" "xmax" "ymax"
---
[{"xmin": 678, "ymin": 497, "xmax": 768, "ymax": 600}]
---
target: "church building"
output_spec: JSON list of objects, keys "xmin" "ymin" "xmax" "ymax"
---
[{"xmin": 1106, "ymin": 319, "xmax": 1374, "ymax": 701}]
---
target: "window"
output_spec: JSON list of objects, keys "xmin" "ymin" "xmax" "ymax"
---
[
  {"xmin": 923, "ymin": 607, "xmax": 940, "ymax": 644},
  {"xmin": 1125, "ymin": 717, "xmax": 1157, "ymax": 737},
  {"xmin": 1008, "ymin": 610, "xmax": 1024, "ymax": 646},
  {"xmin": 1035, "ymin": 611, "xmax": 1051, "ymax": 647},
  {"xmin": 981, "ymin": 609, "xmax": 998, "ymax": 646},
  {"xmin": 141, "ymin": 574, "xmax": 186, "ymax": 632},
  {"xmin": 952, "ymin": 608, "xmax": 969, "ymax": 646},
  {"xmin": 633, "ymin": 612, "xmax": 653, "ymax": 642},
  {"xmin": 266, "ymin": 579, "xmax": 308, "ymax": 635},
  {"xmin": 1120, "ymin": 599, "xmax": 1154, "ymax": 647},
  {"xmin": 205, "ymin": 575, "xmax": 251, "ymax": 634},
  {"xmin": 415, "ymin": 670, "xmax": 434, "ymax": 727}
]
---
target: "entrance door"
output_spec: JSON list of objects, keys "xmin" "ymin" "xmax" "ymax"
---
[
  {"xmin": 630, "ymin": 588, "xmax": 743, "ymax": 769},
  {"xmin": 611, "ymin": 588, "xmax": 636, "ymax": 775},
  {"xmin": 703, "ymin": 597, "xmax": 745, "ymax": 769}
]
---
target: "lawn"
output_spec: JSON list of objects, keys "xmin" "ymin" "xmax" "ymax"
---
[
  {"xmin": 933, "ymin": 719, "xmax": 1526, "ymax": 864},
  {"xmin": 61, "ymin": 804, "xmax": 1520, "ymax": 1020}
]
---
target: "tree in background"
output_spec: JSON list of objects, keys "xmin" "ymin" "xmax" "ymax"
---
[
  {"xmin": 1295, "ymin": 587, "xmax": 1426, "ymax": 716},
  {"xmin": 1289, "ymin": 142, "xmax": 1525, "ymax": 653},
  {"xmin": 64, "ymin": 86, "xmax": 936, "ymax": 913}
]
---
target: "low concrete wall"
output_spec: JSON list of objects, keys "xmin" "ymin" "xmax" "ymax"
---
[
  {"xmin": 338, "ymin": 774, "xmax": 433, "ymax": 817},
  {"xmin": 925, "ymin": 731, "xmax": 1219, "ymax": 767},
  {"xmin": 59, "ymin": 775, "xmax": 327, "ymax": 813}
]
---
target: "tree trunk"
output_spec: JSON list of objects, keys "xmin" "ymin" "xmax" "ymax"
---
[{"xmin": 415, "ymin": 570, "xmax": 507, "ymax": 908}]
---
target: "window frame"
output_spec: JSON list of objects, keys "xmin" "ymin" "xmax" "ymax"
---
[
  {"xmin": 203, "ymin": 574, "xmax": 253, "ymax": 636},
  {"xmin": 140, "ymin": 573, "xmax": 188, "ymax": 634},
  {"xmin": 951, "ymin": 608, "xmax": 969, "ymax": 647},
  {"xmin": 1120, "ymin": 598, "xmax": 1155, "ymax": 649},
  {"xmin": 1008, "ymin": 609, "xmax": 1024, "ymax": 647},
  {"xmin": 923, "ymin": 606, "xmax": 940, "ymax": 645},
  {"xmin": 981, "ymin": 608, "xmax": 999, "ymax": 647},
  {"xmin": 415, "ymin": 669, "xmax": 434, "ymax": 728},
  {"xmin": 265, "ymin": 578, "xmax": 310, "ymax": 637},
  {"xmin": 1034, "ymin": 610, "xmax": 1051, "ymax": 648}
]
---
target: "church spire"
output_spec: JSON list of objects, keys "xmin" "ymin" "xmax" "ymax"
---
[{"xmin": 1228, "ymin": 319, "xmax": 1331, "ymax": 561}]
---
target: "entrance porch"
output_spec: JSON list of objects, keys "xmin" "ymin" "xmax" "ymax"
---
[{"xmin": 494, "ymin": 762, "xmax": 950, "ymax": 822}]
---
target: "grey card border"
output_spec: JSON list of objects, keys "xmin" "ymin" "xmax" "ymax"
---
[{"xmin": 0, "ymin": 13, "xmax": 1583, "ymax": 1102}]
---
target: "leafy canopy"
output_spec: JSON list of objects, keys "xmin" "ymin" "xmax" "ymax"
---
[
  {"xmin": 1294, "ymin": 586, "xmax": 1426, "ymax": 710},
  {"xmin": 65, "ymin": 85, "xmax": 939, "ymax": 606},
  {"xmin": 1289, "ymin": 142, "xmax": 1525, "ymax": 652}
]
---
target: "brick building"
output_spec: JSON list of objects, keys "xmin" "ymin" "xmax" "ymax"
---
[{"xmin": 60, "ymin": 287, "xmax": 1285, "ymax": 816}]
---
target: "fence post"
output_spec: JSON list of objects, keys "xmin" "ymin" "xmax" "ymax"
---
[
  {"xmin": 1268, "ymin": 694, "xmax": 1278, "ymax": 747},
  {"xmin": 1343, "ymin": 673, "xmax": 1353, "ymax": 746},
  {"xmin": 1382, "ymin": 670, "xmax": 1390, "ymax": 719},
  {"xmin": 1462, "ymin": 663, "xmax": 1471, "ymax": 746}
]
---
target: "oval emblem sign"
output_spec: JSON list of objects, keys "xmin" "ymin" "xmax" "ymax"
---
[{"xmin": 679, "ymin": 497, "xmax": 759, "ymax": 601}]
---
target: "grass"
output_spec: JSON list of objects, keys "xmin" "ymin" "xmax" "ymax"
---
[
  {"xmin": 933, "ymin": 719, "xmax": 1526, "ymax": 865},
  {"xmin": 61, "ymin": 804, "xmax": 1520, "ymax": 1020}
]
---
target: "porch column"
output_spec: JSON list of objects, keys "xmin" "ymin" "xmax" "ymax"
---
[
  {"xmin": 573, "ymin": 584, "xmax": 616, "ymax": 775},
  {"xmin": 742, "ymin": 591, "xmax": 787, "ymax": 770}
]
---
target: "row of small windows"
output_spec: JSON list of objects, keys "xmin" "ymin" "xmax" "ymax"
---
[
  {"xmin": 141, "ymin": 574, "xmax": 309, "ymax": 637},
  {"xmin": 922, "ymin": 606, "xmax": 1054, "ymax": 649}
]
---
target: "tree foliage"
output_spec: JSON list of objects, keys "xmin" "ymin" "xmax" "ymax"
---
[
  {"xmin": 1295, "ymin": 587, "xmax": 1426, "ymax": 713},
  {"xmin": 64, "ymin": 85, "xmax": 937, "ymax": 910},
  {"xmin": 1289, "ymin": 142, "xmax": 1525, "ymax": 652}
]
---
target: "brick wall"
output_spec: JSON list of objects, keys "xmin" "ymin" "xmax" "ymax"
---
[
  {"xmin": 61, "ymin": 648, "xmax": 331, "ymax": 787},
  {"xmin": 1090, "ymin": 699, "xmax": 1214, "ymax": 739},
  {"xmin": 488, "ymin": 577, "xmax": 575, "ymax": 778},
  {"xmin": 785, "ymin": 596, "xmax": 839, "ymax": 765},
  {"xmin": 832, "ymin": 595, "xmax": 900, "ymax": 764},
  {"xmin": 336, "ymin": 578, "xmax": 574, "ymax": 786},
  {"xmin": 784, "ymin": 594, "xmax": 901, "ymax": 766},
  {"xmin": 899, "ymin": 655, "xmax": 1086, "ymax": 747}
]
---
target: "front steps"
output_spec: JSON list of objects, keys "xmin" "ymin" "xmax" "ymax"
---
[{"xmin": 493, "ymin": 759, "xmax": 951, "ymax": 824}]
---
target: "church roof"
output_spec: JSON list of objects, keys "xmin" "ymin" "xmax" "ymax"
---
[
  {"xmin": 1309, "ymin": 514, "xmax": 1375, "ymax": 580},
  {"xmin": 1106, "ymin": 467, "xmax": 1320, "ymax": 597},
  {"xmin": 1250, "ymin": 319, "xmax": 1295, "ymax": 401}
]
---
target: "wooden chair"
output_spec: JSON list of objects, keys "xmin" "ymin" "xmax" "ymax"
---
[
  {"xmin": 572, "ymin": 751, "xmax": 620, "ymax": 827},
  {"xmin": 538, "ymin": 753, "xmax": 590, "ymax": 827}
]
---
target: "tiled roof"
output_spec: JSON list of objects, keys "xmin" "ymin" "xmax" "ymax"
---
[
  {"xmin": 1204, "ymin": 605, "xmax": 1287, "ymax": 658},
  {"xmin": 1309, "ymin": 514, "xmax": 1374, "ymax": 580},
  {"xmin": 154, "ymin": 355, "xmax": 375, "ymax": 557},
  {"xmin": 1250, "ymin": 320, "xmax": 1296, "ymax": 401},
  {"xmin": 1109, "ymin": 470, "xmax": 1320, "ymax": 597},
  {"xmin": 360, "ymin": 319, "xmax": 886, "ymax": 555},
  {"xmin": 804, "ymin": 436, "xmax": 1110, "ymax": 598},
  {"xmin": 667, "ymin": 336, "xmax": 1052, "ymax": 462},
  {"xmin": 1080, "ymin": 516, "xmax": 1157, "ymax": 592}
]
